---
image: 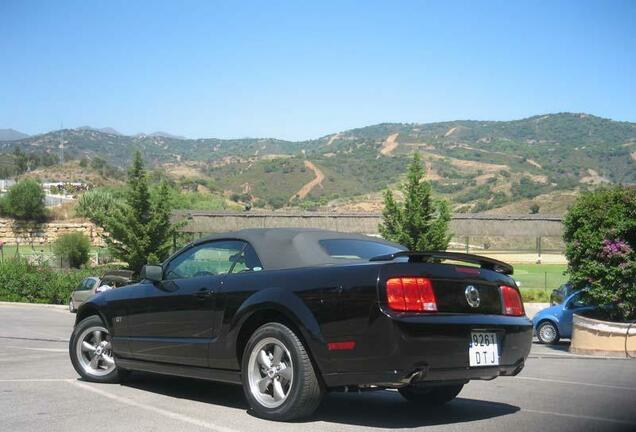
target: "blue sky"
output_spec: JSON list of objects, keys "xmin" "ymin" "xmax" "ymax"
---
[{"xmin": 1, "ymin": 0, "xmax": 635, "ymax": 140}]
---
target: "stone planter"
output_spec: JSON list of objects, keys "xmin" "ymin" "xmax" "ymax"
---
[{"xmin": 570, "ymin": 314, "xmax": 636, "ymax": 358}]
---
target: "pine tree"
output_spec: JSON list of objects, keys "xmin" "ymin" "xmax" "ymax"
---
[
  {"xmin": 99, "ymin": 151, "xmax": 178, "ymax": 274},
  {"xmin": 146, "ymin": 180, "xmax": 176, "ymax": 264},
  {"xmin": 379, "ymin": 153, "xmax": 451, "ymax": 251}
]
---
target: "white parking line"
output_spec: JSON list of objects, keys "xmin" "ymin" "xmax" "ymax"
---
[
  {"xmin": 0, "ymin": 354, "xmax": 65, "ymax": 363},
  {"xmin": 522, "ymin": 408, "xmax": 636, "ymax": 427},
  {"xmin": 0, "ymin": 336, "xmax": 68, "ymax": 343},
  {"xmin": 70, "ymin": 380, "xmax": 241, "ymax": 432},
  {"xmin": 0, "ymin": 378, "xmax": 73, "ymax": 382},
  {"xmin": 514, "ymin": 376, "xmax": 636, "ymax": 392},
  {"xmin": 6, "ymin": 346, "xmax": 67, "ymax": 353}
]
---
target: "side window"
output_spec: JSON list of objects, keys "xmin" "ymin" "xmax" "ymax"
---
[
  {"xmin": 567, "ymin": 292, "xmax": 588, "ymax": 309},
  {"xmin": 319, "ymin": 239, "xmax": 404, "ymax": 260},
  {"xmin": 164, "ymin": 240, "xmax": 262, "ymax": 281}
]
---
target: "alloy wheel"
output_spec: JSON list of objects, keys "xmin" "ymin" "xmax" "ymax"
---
[
  {"xmin": 247, "ymin": 337, "xmax": 294, "ymax": 409},
  {"xmin": 75, "ymin": 325, "xmax": 116, "ymax": 377}
]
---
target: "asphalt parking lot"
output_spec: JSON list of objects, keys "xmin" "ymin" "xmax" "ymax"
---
[{"xmin": 1, "ymin": 303, "xmax": 635, "ymax": 432}]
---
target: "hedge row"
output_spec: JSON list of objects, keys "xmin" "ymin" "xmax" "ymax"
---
[
  {"xmin": 0, "ymin": 258, "xmax": 94, "ymax": 304},
  {"xmin": 519, "ymin": 288, "xmax": 551, "ymax": 303}
]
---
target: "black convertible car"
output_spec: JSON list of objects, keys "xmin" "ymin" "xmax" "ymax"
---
[{"xmin": 69, "ymin": 228, "xmax": 532, "ymax": 420}]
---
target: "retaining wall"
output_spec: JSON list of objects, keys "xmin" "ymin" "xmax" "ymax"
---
[{"xmin": 0, "ymin": 218, "xmax": 104, "ymax": 247}]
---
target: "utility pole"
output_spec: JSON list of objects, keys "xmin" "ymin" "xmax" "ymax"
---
[{"xmin": 59, "ymin": 122, "xmax": 65, "ymax": 165}]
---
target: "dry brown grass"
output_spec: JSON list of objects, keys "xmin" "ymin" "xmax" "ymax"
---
[
  {"xmin": 579, "ymin": 168, "xmax": 610, "ymax": 185},
  {"xmin": 162, "ymin": 162, "xmax": 207, "ymax": 179},
  {"xmin": 484, "ymin": 190, "xmax": 578, "ymax": 215},
  {"xmin": 19, "ymin": 161, "xmax": 121, "ymax": 186}
]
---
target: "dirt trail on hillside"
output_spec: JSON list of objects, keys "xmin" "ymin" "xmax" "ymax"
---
[
  {"xmin": 580, "ymin": 169, "xmax": 610, "ymax": 185},
  {"xmin": 326, "ymin": 132, "xmax": 342, "ymax": 146},
  {"xmin": 291, "ymin": 160, "xmax": 325, "ymax": 200},
  {"xmin": 631, "ymin": 151, "xmax": 636, "ymax": 161},
  {"xmin": 444, "ymin": 127, "xmax": 458, "ymax": 137},
  {"xmin": 526, "ymin": 159, "xmax": 543, "ymax": 169},
  {"xmin": 380, "ymin": 133, "xmax": 399, "ymax": 156}
]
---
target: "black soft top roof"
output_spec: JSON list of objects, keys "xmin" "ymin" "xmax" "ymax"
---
[{"xmin": 191, "ymin": 228, "xmax": 405, "ymax": 270}]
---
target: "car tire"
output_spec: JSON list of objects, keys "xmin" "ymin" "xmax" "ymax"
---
[
  {"xmin": 537, "ymin": 320, "xmax": 560, "ymax": 344},
  {"xmin": 69, "ymin": 315, "xmax": 126, "ymax": 383},
  {"xmin": 241, "ymin": 322, "xmax": 323, "ymax": 421},
  {"xmin": 68, "ymin": 299, "xmax": 76, "ymax": 313},
  {"xmin": 399, "ymin": 384, "xmax": 464, "ymax": 404}
]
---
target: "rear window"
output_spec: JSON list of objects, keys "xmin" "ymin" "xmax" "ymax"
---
[{"xmin": 319, "ymin": 239, "xmax": 404, "ymax": 260}]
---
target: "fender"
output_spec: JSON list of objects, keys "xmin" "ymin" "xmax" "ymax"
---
[
  {"xmin": 75, "ymin": 301, "xmax": 110, "ymax": 329},
  {"xmin": 231, "ymin": 286, "xmax": 324, "ymax": 343},
  {"xmin": 75, "ymin": 294, "xmax": 133, "ymax": 356},
  {"xmin": 534, "ymin": 313, "xmax": 560, "ymax": 325},
  {"xmin": 223, "ymin": 286, "xmax": 328, "ymax": 371},
  {"xmin": 533, "ymin": 315, "xmax": 560, "ymax": 335}
]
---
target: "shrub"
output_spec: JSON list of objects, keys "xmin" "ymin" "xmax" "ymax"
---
[
  {"xmin": 53, "ymin": 232, "xmax": 91, "ymax": 268},
  {"xmin": 75, "ymin": 189, "xmax": 124, "ymax": 224},
  {"xmin": 520, "ymin": 288, "xmax": 551, "ymax": 303},
  {"xmin": 267, "ymin": 196, "xmax": 287, "ymax": 210},
  {"xmin": 563, "ymin": 186, "xmax": 636, "ymax": 321},
  {"xmin": 0, "ymin": 258, "xmax": 93, "ymax": 304},
  {"xmin": 1, "ymin": 178, "xmax": 47, "ymax": 220}
]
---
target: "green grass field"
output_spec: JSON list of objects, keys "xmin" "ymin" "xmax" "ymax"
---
[{"xmin": 513, "ymin": 263, "xmax": 568, "ymax": 302}]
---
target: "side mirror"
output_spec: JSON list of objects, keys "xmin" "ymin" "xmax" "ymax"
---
[{"xmin": 141, "ymin": 265, "xmax": 163, "ymax": 282}]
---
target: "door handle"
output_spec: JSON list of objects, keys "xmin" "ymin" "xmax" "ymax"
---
[{"xmin": 195, "ymin": 289, "xmax": 214, "ymax": 299}]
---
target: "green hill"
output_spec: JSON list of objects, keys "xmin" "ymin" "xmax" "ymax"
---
[{"xmin": 2, "ymin": 113, "xmax": 635, "ymax": 213}]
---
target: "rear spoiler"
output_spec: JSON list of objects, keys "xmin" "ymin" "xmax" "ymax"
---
[{"xmin": 369, "ymin": 251, "xmax": 514, "ymax": 275}]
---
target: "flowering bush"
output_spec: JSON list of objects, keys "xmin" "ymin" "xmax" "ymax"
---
[
  {"xmin": 600, "ymin": 238, "xmax": 631, "ymax": 257},
  {"xmin": 563, "ymin": 186, "xmax": 636, "ymax": 321}
]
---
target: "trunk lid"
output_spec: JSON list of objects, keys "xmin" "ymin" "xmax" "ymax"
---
[{"xmin": 377, "ymin": 259, "xmax": 517, "ymax": 315}]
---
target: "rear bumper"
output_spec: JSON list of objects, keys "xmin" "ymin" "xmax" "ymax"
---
[
  {"xmin": 322, "ymin": 313, "xmax": 533, "ymax": 388},
  {"xmin": 323, "ymin": 359, "xmax": 525, "ymax": 388}
]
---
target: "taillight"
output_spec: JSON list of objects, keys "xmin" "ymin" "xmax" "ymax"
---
[
  {"xmin": 386, "ymin": 277, "xmax": 437, "ymax": 312},
  {"xmin": 500, "ymin": 285, "xmax": 524, "ymax": 316}
]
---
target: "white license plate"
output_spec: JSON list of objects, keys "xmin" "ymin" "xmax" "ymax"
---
[{"xmin": 469, "ymin": 332, "xmax": 500, "ymax": 367}]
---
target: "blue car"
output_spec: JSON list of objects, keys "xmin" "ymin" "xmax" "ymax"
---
[{"xmin": 532, "ymin": 290, "xmax": 597, "ymax": 344}]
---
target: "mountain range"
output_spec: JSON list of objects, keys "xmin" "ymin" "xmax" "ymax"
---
[
  {"xmin": 0, "ymin": 129, "xmax": 30, "ymax": 141},
  {"xmin": 2, "ymin": 113, "xmax": 635, "ymax": 213}
]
